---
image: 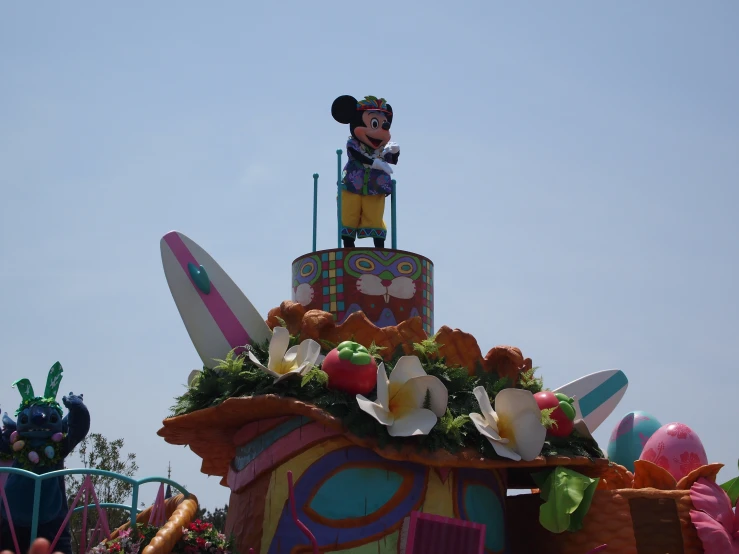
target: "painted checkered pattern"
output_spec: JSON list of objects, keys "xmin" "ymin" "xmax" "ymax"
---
[
  {"xmin": 321, "ymin": 250, "xmax": 345, "ymax": 318},
  {"xmin": 421, "ymin": 259, "xmax": 434, "ymax": 335}
]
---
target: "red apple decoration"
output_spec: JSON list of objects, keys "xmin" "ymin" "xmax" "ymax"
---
[
  {"xmin": 322, "ymin": 341, "xmax": 377, "ymax": 395},
  {"xmin": 534, "ymin": 391, "xmax": 576, "ymax": 438}
]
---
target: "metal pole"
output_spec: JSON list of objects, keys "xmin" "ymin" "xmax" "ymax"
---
[
  {"xmin": 130, "ymin": 482, "xmax": 139, "ymax": 529},
  {"xmin": 336, "ymin": 149, "xmax": 343, "ymax": 248},
  {"xmin": 31, "ymin": 479, "xmax": 41, "ymax": 541},
  {"xmin": 312, "ymin": 173, "xmax": 319, "ymax": 252},
  {"xmin": 391, "ymin": 179, "xmax": 397, "ymax": 249}
]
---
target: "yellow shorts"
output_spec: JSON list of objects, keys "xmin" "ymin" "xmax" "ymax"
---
[{"xmin": 341, "ymin": 190, "xmax": 387, "ymax": 240}]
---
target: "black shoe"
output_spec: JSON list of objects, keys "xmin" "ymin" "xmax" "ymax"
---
[
  {"xmin": 342, "ymin": 237, "xmax": 355, "ymax": 248},
  {"xmin": 373, "ymin": 238, "xmax": 385, "ymax": 249}
]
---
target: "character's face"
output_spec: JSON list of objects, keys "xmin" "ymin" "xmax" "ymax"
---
[
  {"xmin": 17, "ymin": 404, "xmax": 63, "ymax": 439},
  {"xmin": 354, "ymin": 111, "xmax": 391, "ymax": 150}
]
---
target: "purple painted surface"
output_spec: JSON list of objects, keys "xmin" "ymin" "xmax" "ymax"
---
[
  {"xmin": 163, "ymin": 232, "xmax": 252, "ymax": 350},
  {"xmin": 267, "ymin": 446, "xmax": 425, "ymax": 553}
]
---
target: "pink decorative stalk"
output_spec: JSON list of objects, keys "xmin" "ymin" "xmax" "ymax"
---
[
  {"xmin": 80, "ymin": 477, "xmax": 90, "ymax": 554},
  {"xmin": 0, "ymin": 485, "xmax": 21, "ymax": 554},
  {"xmin": 586, "ymin": 546, "xmax": 608, "ymax": 553},
  {"xmin": 286, "ymin": 470, "xmax": 319, "ymax": 554},
  {"xmin": 49, "ymin": 476, "xmax": 89, "ymax": 552},
  {"xmin": 85, "ymin": 479, "xmax": 111, "ymax": 539},
  {"xmin": 148, "ymin": 483, "xmax": 167, "ymax": 527},
  {"xmin": 49, "ymin": 475, "xmax": 111, "ymax": 553},
  {"xmin": 89, "ymin": 514, "xmax": 105, "ymax": 550}
]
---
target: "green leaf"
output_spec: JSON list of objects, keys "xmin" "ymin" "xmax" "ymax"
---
[
  {"xmin": 518, "ymin": 366, "xmax": 544, "ymax": 393},
  {"xmin": 720, "ymin": 460, "xmax": 739, "ymax": 506},
  {"xmin": 412, "ymin": 333, "xmax": 442, "ymax": 361},
  {"xmin": 533, "ymin": 467, "xmax": 600, "ymax": 533},
  {"xmin": 540, "ymin": 407, "xmax": 558, "ymax": 428},
  {"xmin": 422, "ymin": 389, "xmax": 432, "ymax": 410},
  {"xmin": 212, "ymin": 349, "xmax": 247, "ymax": 373},
  {"xmin": 301, "ymin": 368, "xmax": 329, "ymax": 388},
  {"xmin": 274, "ymin": 317, "xmax": 287, "ymax": 328},
  {"xmin": 367, "ymin": 341, "xmax": 387, "ymax": 361}
]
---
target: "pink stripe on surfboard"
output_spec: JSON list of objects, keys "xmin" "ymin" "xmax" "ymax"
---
[
  {"xmin": 227, "ymin": 422, "xmax": 340, "ymax": 492},
  {"xmin": 164, "ymin": 232, "xmax": 252, "ymax": 350}
]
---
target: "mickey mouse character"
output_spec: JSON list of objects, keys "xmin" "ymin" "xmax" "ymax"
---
[{"xmin": 332, "ymin": 95, "xmax": 400, "ymax": 249}]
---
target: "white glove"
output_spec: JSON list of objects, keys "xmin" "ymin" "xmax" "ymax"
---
[
  {"xmin": 371, "ymin": 158, "xmax": 393, "ymax": 175},
  {"xmin": 383, "ymin": 142, "xmax": 400, "ymax": 155}
]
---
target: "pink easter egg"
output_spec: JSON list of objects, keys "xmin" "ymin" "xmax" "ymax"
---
[
  {"xmin": 28, "ymin": 451, "xmax": 40, "ymax": 464},
  {"xmin": 10, "ymin": 431, "xmax": 18, "ymax": 443},
  {"xmin": 639, "ymin": 422, "xmax": 708, "ymax": 481}
]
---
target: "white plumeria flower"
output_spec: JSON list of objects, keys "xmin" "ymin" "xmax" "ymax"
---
[
  {"xmin": 356, "ymin": 356, "xmax": 448, "ymax": 437},
  {"xmin": 470, "ymin": 386, "xmax": 546, "ymax": 462},
  {"xmin": 247, "ymin": 326, "xmax": 321, "ymax": 383}
]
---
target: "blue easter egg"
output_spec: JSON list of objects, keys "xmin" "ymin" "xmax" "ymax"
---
[
  {"xmin": 44, "ymin": 446, "xmax": 55, "ymax": 459},
  {"xmin": 606, "ymin": 411, "xmax": 662, "ymax": 472}
]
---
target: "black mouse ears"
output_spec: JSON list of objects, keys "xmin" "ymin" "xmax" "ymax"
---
[
  {"xmin": 332, "ymin": 95, "xmax": 394, "ymax": 125},
  {"xmin": 331, "ymin": 95, "xmax": 358, "ymax": 124}
]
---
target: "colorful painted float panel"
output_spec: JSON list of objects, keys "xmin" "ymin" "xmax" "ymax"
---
[{"xmin": 224, "ymin": 416, "xmax": 509, "ymax": 554}]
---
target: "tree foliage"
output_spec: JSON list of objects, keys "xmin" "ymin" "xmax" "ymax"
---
[
  {"xmin": 195, "ymin": 504, "xmax": 229, "ymax": 533},
  {"xmin": 65, "ymin": 433, "xmax": 139, "ymax": 551}
]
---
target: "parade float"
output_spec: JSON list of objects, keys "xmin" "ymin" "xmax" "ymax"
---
[
  {"xmin": 154, "ymin": 94, "xmax": 739, "ymax": 554},
  {"xmin": 4, "ymin": 93, "xmax": 734, "ymax": 554}
]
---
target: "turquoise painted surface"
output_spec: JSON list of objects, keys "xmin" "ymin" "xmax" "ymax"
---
[
  {"xmin": 464, "ymin": 484, "xmax": 504, "ymax": 552},
  {"xmin": 309, "ymin": 467, "xmax": 404, "ymax": 520},
  {"xmin": 187, "ymin": 262, "xmax": 211, "ymax": 294},
  {"xmin": 579, "ymin": 371, "xmax": 628, "ymax": 418}
]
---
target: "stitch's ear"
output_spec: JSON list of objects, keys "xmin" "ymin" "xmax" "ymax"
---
[
  {"xmin": 12, "ymin": 379, "xmax": 35, "ymax": 403},
  {"xmin": 44, "ymin": 362, "xmax": 64, "ymax": 400},
  {"xmin": 385, "ymin": 103, "xmax": 393, "ymax": 125},
  {"xmin": 62, "ymin": 414, "xmax": 69, "ymax": 434},
  {"xmin": 2, "ymin": 412, "xmax": 17, "ymax": 431},
  {"xmin": 332, "ymin": 95, "xmax": 358, "ymax": 124}
]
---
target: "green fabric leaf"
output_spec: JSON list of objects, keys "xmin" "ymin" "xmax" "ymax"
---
[
  {"xmin": 721, "ymin": 477, "xmax": 739, "ymax": 506},
  {"xmin": 12, "ymin": 378, "xmax": 35, "ymax": 403},
  {"xmin": 533, "ymin": 467, "xmax": 600, "ymax": 533},
  {"xmin": 44, "ymin": 361, "xmax": 64, "ymax": 399},
  {"xmin": 720, "ymin": 460, "xmax": 739, "ymax": 506},
  {"xmin": 568, "ymin": 472, "xmax": 599, "ymax": 531}
]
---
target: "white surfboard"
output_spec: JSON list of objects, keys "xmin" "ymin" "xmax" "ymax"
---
[
  {"xmin": 554, "ymin": 369, "xmax": 628, "ymax": 433},
  {"xmin": 160, "ymin": 231, "xmax": 272, "ymax": 368}
]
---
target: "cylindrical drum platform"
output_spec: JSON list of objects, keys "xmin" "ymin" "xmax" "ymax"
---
[{"xmin": 292, "ymin": 248, "xmax": 434, "ymax": 335}]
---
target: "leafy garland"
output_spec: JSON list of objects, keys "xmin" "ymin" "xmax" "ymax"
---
[
  {"xmin": 171, "ymin": 333, "xmax": 603, "ymax": 461},
  {"xmin": 15, "ymin": 398, "xmax": 63, "ymax": 417},
  {"xmin": 4, "ymin": 435, "xmax": 65, "ymax": 471}
]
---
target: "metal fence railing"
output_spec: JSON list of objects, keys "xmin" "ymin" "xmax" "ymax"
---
[{"xmin": 0, "ymin": 466, "xmax": 189, "ymax": 551}]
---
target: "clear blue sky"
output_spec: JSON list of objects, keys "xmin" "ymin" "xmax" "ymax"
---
[{"xmin": 1, "ymin": 2, "xmax": 737, "ymax": 511}]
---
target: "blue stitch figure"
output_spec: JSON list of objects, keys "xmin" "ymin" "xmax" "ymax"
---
[{"xmin": 0, "ymin": 363, "xmax": 90, "ymax": 554}]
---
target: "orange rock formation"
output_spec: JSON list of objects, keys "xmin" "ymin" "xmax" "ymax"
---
[{"xmin": 266, "ymin": 301, "xmax": 532, "ymax": 382}]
